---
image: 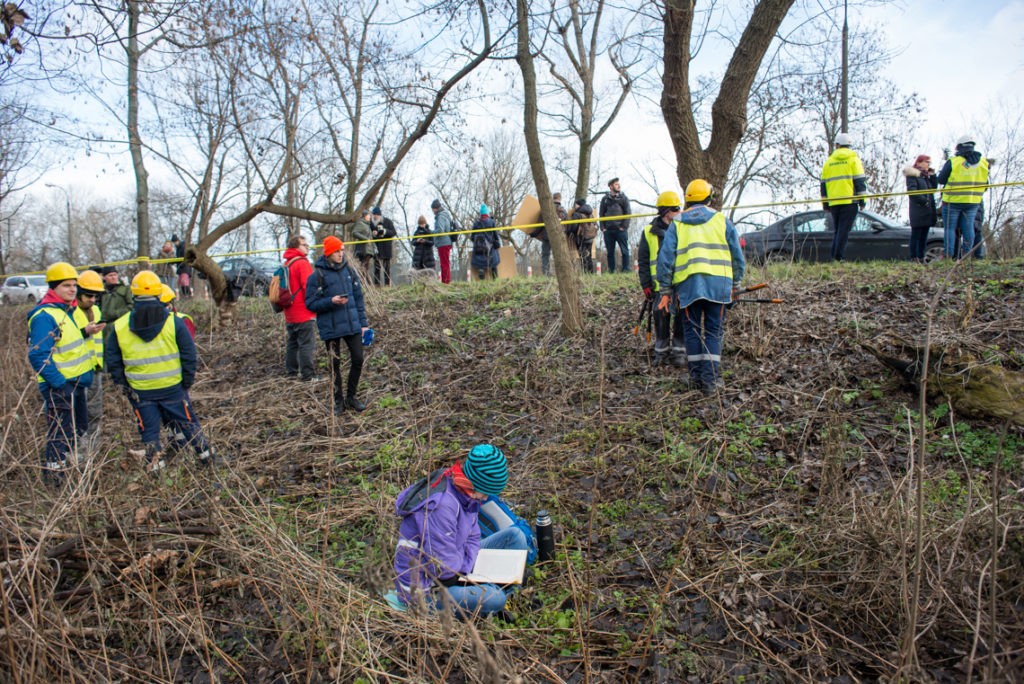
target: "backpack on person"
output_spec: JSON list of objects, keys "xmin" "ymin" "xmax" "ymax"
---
[{"xmin": 268, "ymin": 256, "xmax": 302, "ymax": 312}]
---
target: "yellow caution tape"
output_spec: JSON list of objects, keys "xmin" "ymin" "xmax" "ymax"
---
[{"xmin": 6, "ymin": 181, "xmax": 1020, "ymax": 277}]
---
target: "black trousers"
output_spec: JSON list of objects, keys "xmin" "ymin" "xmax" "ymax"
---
[
  {"xmin": 373, "ymin": 257, "xmax": 392, "ymax": 286},
  {"xmin": 325, "ymin": 334, "xmax": 363, "ymax": 404}
]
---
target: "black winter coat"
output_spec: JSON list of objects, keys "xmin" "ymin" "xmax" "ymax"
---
[
  {"xmin": 904, "ymin": 166, "xmax": 938, "ymax": 228},
  {"xmin": 411, "ymin": 225, "xmax": 435, "ymax": 270},
  {"xmin": 599, "ymin": 191, "xmax": 631, "ymax": 232},
  {"xmin": 372, "ymin": 217, "xmax": 398, "ymax": 259}
]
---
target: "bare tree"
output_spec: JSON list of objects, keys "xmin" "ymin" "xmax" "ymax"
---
[
  {"xmin": 0, "ymin": 98, "xmax": 37, "ymax": 274},
  {"xmin": 539, "ymin": 0, "xmax": 640, "ymax": 199},
  {"xmin": 517, "ymin": 0, "xmax": 582, "ymax": 335},
  {"xmin": 969, "ymin": 98, "xmax": 1024, "ymax": 258},
  {"xmin": 660, "ymin": 0, "xmax": 797, "ymax": 198}
]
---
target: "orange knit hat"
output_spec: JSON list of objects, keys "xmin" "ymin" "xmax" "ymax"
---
[{"xmin": 323, "ymin": 236, "xmax": 343, "ymax": 256}]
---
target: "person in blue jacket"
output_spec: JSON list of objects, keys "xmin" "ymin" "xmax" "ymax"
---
[
  {"xmin": 27, "ymin": 262, "xmax": 100, "ymax": 485},
  {"xmin": 304, "ymin": 236, "xmax": 370, "ymax": 414},
  {"xmin": 105, "ymin": 270, "xmax": 213, "ymax": 473},
  {"xmin": 656, "ymin": 179, "xmax": 745, "ymax": 394},
  {"xmin": 470, "ymin": 204, "xmax": 500, "ymax": 280}
]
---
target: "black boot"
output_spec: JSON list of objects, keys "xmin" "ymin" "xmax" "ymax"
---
[{"xmin": 346, "ymin": 395, "xmax": 367, "ymax": 412}]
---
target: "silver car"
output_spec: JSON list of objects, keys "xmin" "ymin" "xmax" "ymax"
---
[{"xmin": 1, "ymin": 275, "xmax": 50, "ymax": 305}]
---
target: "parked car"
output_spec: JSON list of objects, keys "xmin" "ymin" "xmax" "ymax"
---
[
  {"xmin": 1, "ymin": 275, "xmax": 50, "ymax": 305},
  {"xmin": 218, "ymin": 256, "xmax": 279, "ymax": 297},
  {"xmin": 740, "ymin": 209, "xmax": 944, "ymax": 264}
]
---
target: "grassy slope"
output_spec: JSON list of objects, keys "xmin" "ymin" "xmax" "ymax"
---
[{"xmin": 1, "ymin": 259, "xmax": 1022, "ymax": 682}]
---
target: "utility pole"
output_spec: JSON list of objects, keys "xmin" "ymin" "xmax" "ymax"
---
[
  {"xmin": 841, "ymin": 0, "xmax": 849, "ymax": 133},
  {"xmin": 46, "ymin": 183, "xmax": 75, "ymax": 264}
]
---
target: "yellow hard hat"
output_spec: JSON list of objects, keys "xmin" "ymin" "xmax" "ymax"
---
[
  {"xmin": 45, "ymin": 262, "xmax": 79, "ymax": 284},
  {"xmin": 76, "ymin": 269, "xmax": 104, "ymax": 294},
  {"xmin": 159, "ymin": 284, "xmax": 176, "ymax": 304},
  {"xmin": 131, "ymin": 270, "xmax": 163, "ymax": 297},
  {"xmin": 656, "ymin": 190, "xmax": 681, "ymax": 208},
  {"xmin": 684, "ymin": 179, "xmax": 713, "ymax": 203}
]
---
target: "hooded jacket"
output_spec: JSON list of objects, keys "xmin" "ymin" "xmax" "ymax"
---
[
  {"xmin": 393, "ymin": 475, "xmax": 481, "ymax": 602},
  {"xmin": 27, "ymin": 292, "xmax": 95, "ymax": 392},
  {"xmin": 470, "ymin": 216, "xmax": 500, "ymax": 269},
  {"xmin": 304, "ymin": 256, "xmax": 368, "ymax": 341},
  {"xmin": 655, "ymin": 204, "xmax": 745, "ymax": 308},
  {"xmin": 281, "ymin": 247, "xmax": 315, "ymax": 324},
  {"xmin": 411, "ymin": 224, "xmax": 436, "ymax": 269},
  {"xmin": 104, "ymin": 298, "xmax": 196, "ymax": 399},
  {"xmin": 432, "ymin": 208, "xmax": 453, "ymax": 248},
  {"xmin": 904, "ymin": 165, "xmax": 938, "ymax": 228}
]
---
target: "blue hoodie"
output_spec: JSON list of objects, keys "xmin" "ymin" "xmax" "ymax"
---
[
  {"xmin": 27, "ymin": 296, "xmax": 94, "ymax": 392},
  {"xmin": 655, "ymin": 204, "xmax": 745, "ymax": 308},
  {"xmin": 104, "ymin": 298, "xmax": 197, "ymax": 399}
]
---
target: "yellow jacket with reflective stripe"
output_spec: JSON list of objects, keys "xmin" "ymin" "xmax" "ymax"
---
[
  {"xmin": 671, "ymin": 213, "xmax": 733, "ymax": 285},
  {"xmin": 113, "ymin": 314, "xmax": 182, "ymax": 390},
  {"xmin": 72, "ymin": 303, "xmax": 104, "ymax": 370},
  {"xmin": 942, "ymin": 155, "xmax": 989, "ymax": 204},
  {"xmin": 642, "ymin": 225, "xmax": 661, "ymax": 293},
  {"xmin": 28, "ymin": 307, "xmax": 94, "ymax": 384},
  {"xmin": 820, "ymin": 147, "xmax": 866, "ymax": 205}
]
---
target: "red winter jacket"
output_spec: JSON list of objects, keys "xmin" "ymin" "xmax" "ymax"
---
[{"xmin": 282, "ymin": 248, "xmax": 315, "ymax": 324}]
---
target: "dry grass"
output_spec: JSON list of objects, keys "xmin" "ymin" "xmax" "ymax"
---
[{"xmin": 2, "ymin": 260, "xmax": 1023, "ymax": 682}]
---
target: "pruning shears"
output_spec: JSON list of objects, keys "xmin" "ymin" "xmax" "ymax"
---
[
  {"xmin": 632, "ymin": 297, "xmax": 653, "ymax": 342},
  {"xmin": 731, "ymin": 282, "xmax": 784, "ymax": 304}
]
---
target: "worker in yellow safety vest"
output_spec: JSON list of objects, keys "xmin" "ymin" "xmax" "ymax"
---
[
  {"xmin": 638, "ymin": 190, "xmax": 685, "ymax": 366},
  {"xmin": 655, "ymin": 180, "xmax": 745, "ymax": 395},
  {"xmin": 937, "ymin": 135, "xmax": 989, "ymax": 259},
  {"xmin": 72, "ymin": 269, "xmax": 107, "ymax": 439},
  {"xmin": 819, "ymin": 131, "xmax": 868, "ymax": 261},
  {"xmin": 27, "ymin": 262, "xmax": 102, "ymax": 485},
  {"xmin": 105, "ymin": 270, "xmax": 214, "ymax": 473}
]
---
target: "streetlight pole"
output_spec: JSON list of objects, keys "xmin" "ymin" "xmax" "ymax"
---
[
  {"xmin": 841, "ymin": 0, "xmax": 849, "ymax": 134},
  {"xmin": 45, "ymin": 183, "xmax": 75, "ymax": 264}
]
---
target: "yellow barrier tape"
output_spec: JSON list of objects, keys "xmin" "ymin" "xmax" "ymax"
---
[{"xmin": 6, "ymin": 180, "xmax": 1021, "ymax": 278}]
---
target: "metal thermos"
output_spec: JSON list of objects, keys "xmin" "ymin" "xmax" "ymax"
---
[{"xmin": 536, "ymin": 510, "xmax": 555, "ymax": 563}]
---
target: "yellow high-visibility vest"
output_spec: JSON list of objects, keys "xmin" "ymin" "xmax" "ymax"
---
[
  {"xmin": 671, "ymin": 213, "xmax": 733, "ymax": 285},
  {"xmin": 29, "ymin": 306, "xmax": 93, "ymax": 383},
  {"xmin": 72, "ymin": 303, "xmax": 104, "ymax": 370},
  {"xmin": 642, "ymin": 224, "xmax": 660, "ymax": 293},
  {"xmin": 942, "ymin": 155, "xmax": 989, "ymax": 204},
  {"xmin": 821, "ymin": 148, "xmax": 865, "ymax": 205},
  {"xmin": 113, "ymin": 314, "xmax": 182, "ymax": 391}
]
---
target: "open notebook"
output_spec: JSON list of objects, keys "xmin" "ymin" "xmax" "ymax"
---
[{"xmin": 463, "ymin": 548, "xmax": 528, "ymax": 584}]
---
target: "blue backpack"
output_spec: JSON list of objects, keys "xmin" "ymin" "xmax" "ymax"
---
[{"xmin": 479, "ymin": 496, "xmax": 538, "ymax": 565}]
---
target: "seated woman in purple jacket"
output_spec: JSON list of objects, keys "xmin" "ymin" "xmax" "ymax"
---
[{"xmin": 393, "ymin": 444, "xmax": 529, "ymax": 616}]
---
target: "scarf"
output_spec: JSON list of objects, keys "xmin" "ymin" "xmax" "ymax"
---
[{"xmin": 434, "ymin": 461, "xmax": 475, "ymax": 498}]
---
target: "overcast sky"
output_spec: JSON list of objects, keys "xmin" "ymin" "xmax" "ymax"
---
[{"xmin": 39, "ymin": 1, "xmax": 1024, "ymax": 211}]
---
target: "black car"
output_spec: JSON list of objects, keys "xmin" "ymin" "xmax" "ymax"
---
[
  {"xmin": 218, "ymin": 256, "xmax": 279, "ymax": 297},
  {"xmin": 740, "ymin": 209, "xmax": 944, "ymax": 264}
]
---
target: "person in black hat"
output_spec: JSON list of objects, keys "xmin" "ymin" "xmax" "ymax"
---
[
  {"xmin": 98, "ymin": 265, "xmax": 133, "ymax": 334},
  {"xmin": 599, "ymin": 177, "xmax": 632, "ymax": 273}
]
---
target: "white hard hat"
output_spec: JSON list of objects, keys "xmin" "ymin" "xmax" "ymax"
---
[
  {"xmin": 834, "ymin": 132, "xmax": 853, "ymax": 147},
  {"xmin": 956, "ymin": 135, "xmax": 975, "ymax": 147}
]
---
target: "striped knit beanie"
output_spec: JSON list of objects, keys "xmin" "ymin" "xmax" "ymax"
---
[{"xmin": 462, "ymin": 444, "xmax": 508, "ymax": 496}]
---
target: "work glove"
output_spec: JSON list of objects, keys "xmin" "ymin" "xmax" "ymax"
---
[
  {"xmin": 857, "ymin": 199, "xmax": 866, "ymax": 209},
  {"xmin": 120, "ymin": 384, "xmax": 139, "ymax": 404},
  {"xmin": 643, "ymin": 286, "xmax": 653, "ymax": 300},
  {"xmin": 657, "ymin": 294, "xmax": 671, "ymax": 312}
]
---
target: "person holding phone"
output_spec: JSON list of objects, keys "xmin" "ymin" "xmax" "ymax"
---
[
  {"xmin": 72, "ymin": 269, "xmax": 107, "ymax": 439},
  {"xmin": 304, "ymin": 236, "xmax": 370, "ymax": 414}
]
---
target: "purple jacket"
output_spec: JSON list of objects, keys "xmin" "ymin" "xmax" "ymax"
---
[{"xmin": 394, "ymin": 476, "xmax": 480, "ymax": 601}]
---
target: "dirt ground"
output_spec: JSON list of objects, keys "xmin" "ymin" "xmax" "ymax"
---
[{"xmin": 2, "ymin": 259, "xmax": 1023, "ymax": 683}]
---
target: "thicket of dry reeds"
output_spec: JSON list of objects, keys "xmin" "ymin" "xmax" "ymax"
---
[{"xmin": 2, "ymin": 260, "xmax": 1022, "ymax": 682}]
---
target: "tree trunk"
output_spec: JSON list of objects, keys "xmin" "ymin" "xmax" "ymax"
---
[
  {"xmin": 517, "ymin": 0, "xmax": 583, "ymax": 336},
  {"xmin": 127, "ymin": 0, "xmax": 151, "ymax": 257},
  {"xmin": 661, "ymin": 0, "xmax": 795, "ymax": 200}
]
